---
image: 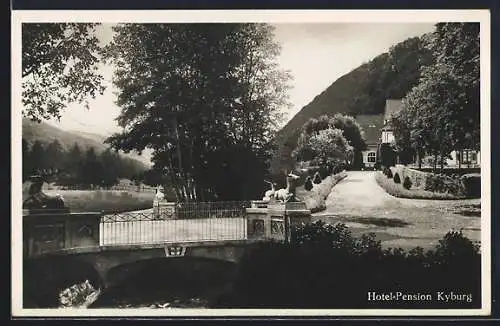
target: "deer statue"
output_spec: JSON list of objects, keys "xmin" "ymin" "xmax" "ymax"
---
[
  {"xmin": 262, "ymin": 180, "xmax": 277, "ymax": 202},
  {"xmin": 155, "ymin": 185, "xmax": 165, "ymax": 202},
  {"xmin": 23, "ymin": 170, "xmax": 66, "ymax": 210},
  {"xmin": 274, "ymin": 171, "xmax": 301, "ymax": 203}
]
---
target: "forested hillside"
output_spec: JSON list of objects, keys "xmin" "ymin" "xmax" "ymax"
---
[
  {"xmin": 270, "ymin": 35, "xmax": 434, "ymax": 175},
  {"xmin": 22, "ymin": 119, "xmax": 149, "ymax": 187}
]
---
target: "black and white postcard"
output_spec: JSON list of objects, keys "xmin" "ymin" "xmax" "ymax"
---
[{"xmin": 11, "ymin": 9, "xmax": 491, "ymax": 317}]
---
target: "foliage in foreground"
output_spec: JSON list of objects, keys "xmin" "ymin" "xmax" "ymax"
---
[
  {"xmin": 22, "ymin": 23, "xmax": 106, "ymax": 121},
  {"xmin": 215, "ymin": 221, "xmax": 481, "ymax": 308}
]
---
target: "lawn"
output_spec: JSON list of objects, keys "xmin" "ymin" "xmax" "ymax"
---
[
  {"xmin": 374, "ymin": 171, "xmax": 468, "ymax": 200},
  {"xmin": 43, "ymin": 189, "xmax": 155, "ymax": 213}
]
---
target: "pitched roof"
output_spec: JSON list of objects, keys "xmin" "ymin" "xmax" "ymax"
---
[
  {"xmin": 355, "ymin": 114, "xmax": 384, "ymax": 145},
  {"xmin": 384, "ymin": 99, "xmax": 404, "ymax": 121}
]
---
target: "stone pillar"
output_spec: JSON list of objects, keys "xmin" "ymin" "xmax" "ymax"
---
[
  {"xmin": 23, "ymin": 210, "xmax": 101, "ymax": 257},
  {"xmin": 245, "ymin": 207, "xmax": 269, "ymax": 240},
  {"xmin": 154, "ymin": 201, "xmax": 177, "ymax": 219},
  {"xmin": 267, "ymin": 202, "xmax": 311, "ymax": 242}
]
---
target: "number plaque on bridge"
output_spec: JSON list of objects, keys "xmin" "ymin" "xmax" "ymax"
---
[{"xmin": 164, "ymin": 245, "xmax": 186, "ymax": 257}]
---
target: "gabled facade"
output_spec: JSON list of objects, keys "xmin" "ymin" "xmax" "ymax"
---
[
  {"xmin": 381, "ymin": 99, "xmax": 404, "ymax": 145},
  {"xmin": 355, "ymin": 114, "xmax": 384, "ymax": 169}
]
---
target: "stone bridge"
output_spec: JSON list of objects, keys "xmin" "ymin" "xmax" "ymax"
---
[{"xmin": 23, "ymin": 202, "xmax": 311, "ymax": 290}]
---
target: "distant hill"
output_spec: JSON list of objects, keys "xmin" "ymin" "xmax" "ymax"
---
[
  {"xmin": 22, "ymin": 118, "xmax": 151, "ymax": 169},
  {"xmin": 270, "ymin": 35, "xmax": 433, "ymax": 175}
]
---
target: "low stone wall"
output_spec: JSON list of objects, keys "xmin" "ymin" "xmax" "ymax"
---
[
  {"xmin": 390, "ymin": 165, "xmax": 475, "ymax": 196},
  {"xmin": 390, "ymin": 165, "xmax": 428, "ymax": 190}
]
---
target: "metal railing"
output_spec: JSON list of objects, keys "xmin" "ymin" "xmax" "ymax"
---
[
  {"xmin": 176, "ymin": 201, "xmax": 251, "ymax": 219},
  {"xmin": 99, "ymin": 201, "xmax": 251, "ymax": 246}
]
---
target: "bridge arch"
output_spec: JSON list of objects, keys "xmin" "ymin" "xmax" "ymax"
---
[
  {"xmin": 23, "ymin": 255, "xmax": 102, "ymax": 308},
  {"xmin": 90, "ymin": 256, "xmax": 238, "ymax": 308}
]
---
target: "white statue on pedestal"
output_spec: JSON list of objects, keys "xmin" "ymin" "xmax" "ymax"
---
[{"xmin": 263, "ymin": 171, "xmax": 301, "ymax": 203}]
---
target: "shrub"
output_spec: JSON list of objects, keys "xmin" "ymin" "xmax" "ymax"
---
[
  {"xmin": 461, "ymin": 174, "xmax": 481, "ymax": 197},
  {"xmin": 393, "ymin": 173, "xmax": 401, "ymax": 184},
  {"xmin": 313, "ymin": 172, "xmax": 322, "ymax": 184},
  {"xmin": 304, "ymin": 177, "xmax": 313, "ymax": 191},
  {"xmin": 403, "ymin": 176, "xmax": 412, "ymax": 190},
  {"xmin": 319, "ymin": 166, "xmax": 329, "ymax": 179},
  {"xmin": 297, "ymin": 173, "xmax": 347, "ymax": 213},
  {"xmin": 218, "ymin": 223, "xmax": 480, "ymax": 309},
  {"xmin": 375, "ymin": 172, "xmax": 465, "ymax": 200},
  {"xmin": 424, "ymin": 174, "xmax": 465, "ymax": 196},
  {"xmin": 379, "ymin": 143, "xmax": 397, "ymax": 167}
]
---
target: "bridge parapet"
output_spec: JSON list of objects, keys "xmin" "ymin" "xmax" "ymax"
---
[
  {"xmin": 246, "ymin": 201, "xmax": 312, "ymax": 242},
  {"xmin": 23, "ymin": 200, "xmax": 312, "ymax": 259},
  {"xmin": 23, "ymin": 210, "xmax": 101, "ymax": 258}
]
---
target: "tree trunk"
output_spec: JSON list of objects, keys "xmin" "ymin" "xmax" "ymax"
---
[{"xmin": 417, "ymin": 149, "xmax": 422, "ymax": 170}]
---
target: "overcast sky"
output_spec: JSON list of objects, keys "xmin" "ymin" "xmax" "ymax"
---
[{"xmin": 44, "ymin": 23, "xmax": 436, "ymax": 136}]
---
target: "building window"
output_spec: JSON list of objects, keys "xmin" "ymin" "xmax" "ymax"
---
[
  {"xmin": 367, "ymin": 152, "xmax": 376, "ymax": 163},
  {"xmin": 460, "ymin": 150, "xmax": 478, "ymax": 164}
]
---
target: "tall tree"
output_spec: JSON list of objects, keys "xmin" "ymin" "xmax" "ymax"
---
[
  {"xmin": 400, "ymin": 23, "xmax": 480, "ymax": 170},
  {"xmin": 81, "ymin": 147, "xmax": 103, "ymax": 188},
  {"xmin": 329, "ymin": 114, "xmax": 367, "ymax": 168},
  {"xmin": 22, "ymin": 23, "xmax": 106, "ymax": 121},
  {"xmin": 28, "ymin": 140, "xmax": 47, "ymax": 172},
  {"xmin": 59, "ymin": 143, "xmax": 84, "ymax": 185},
  {"xmin": 22, "ymin": 139, "xmax": 31, "ymax": 181},
  {"xmin": 295, "ymin": 128, "xmax": 353, "ymax": 168},
  {"xmin": 45, "ymin": 140, "xmax": 65, "ymax": 170},
  {"xmin": 104, "ymin": 23, "xmax": 291, "ymax": 201},
  {"xmin": 292, "ymin": 114, "xmax": 365, "ymax": 167},
  {"xmin": 99, "ymin": 149, "xmax": 120, "ymax": 187}
]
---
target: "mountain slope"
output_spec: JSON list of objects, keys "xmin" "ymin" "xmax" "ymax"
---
[
  {"xmin": 270, "ymin": 35, "xmax": 433, "ymax": 175},
  {"xmin": 22, "ymin": 118, "xmax": 151, "ymax": 169}
]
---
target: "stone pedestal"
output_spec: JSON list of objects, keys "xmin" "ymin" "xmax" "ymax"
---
[
  {"xmin": 250, "ymin": 200, "xmax": 269, "ymax": 208},
  {"xmin": 153, "ymin": 201, "xmax": 176, "ymax": 219},
  {"xmin": 23, "ymin": 210, "xmax": 101, "ymax": 257},
  {"xmin": 245, "ymin": 207, "xmax": 269, "ymax": 240},
  {"xmin": 267, "ymin": 201, "xmax": 312, "ymax": 227},
  {"xmin": 245, "ymin": 201, "xmax": 311, "ymax": 242}
]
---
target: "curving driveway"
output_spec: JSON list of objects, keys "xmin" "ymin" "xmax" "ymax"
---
[{"xmin": 313, "ymin": 171, "xmax": 481, "ymax": 250}]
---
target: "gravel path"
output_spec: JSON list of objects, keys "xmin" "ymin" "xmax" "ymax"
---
[{"xmin": 313, "ymin": 171, "xmax": 481, "ymax": 250}]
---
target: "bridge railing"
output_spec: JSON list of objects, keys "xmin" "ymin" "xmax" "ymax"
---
[
  {"xmin": 175, "ymin": 201, "xmax": 251, "ymax": 219},
  {"xmin": 100, "ymin": 201, "xmax": 251, "ymax": 246}
]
